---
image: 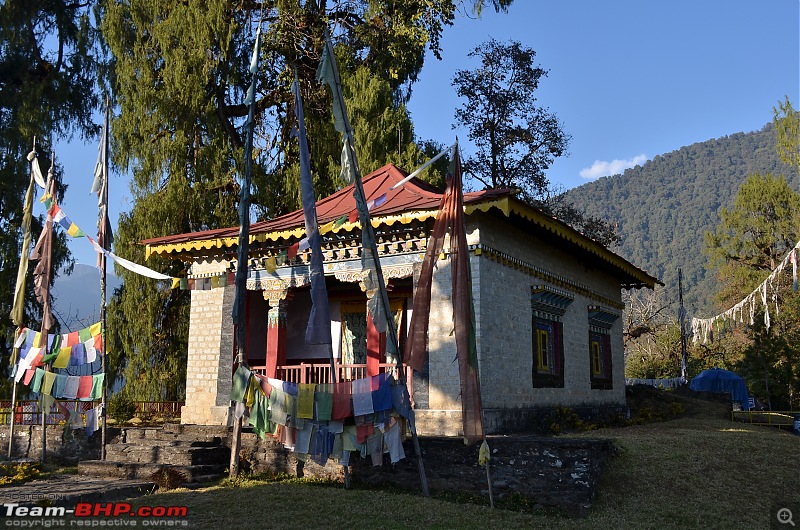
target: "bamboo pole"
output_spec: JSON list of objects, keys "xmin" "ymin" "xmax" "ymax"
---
[
  {"xmin": 229, "ymin": 19, "xmax": 262, "ymax": 478},
  {"xmin": 100, "ymin": 101, "xmax": 110, "ymax": 460},
  {"xmin": 322, "ymin": 28, "xmax": 429, "ymax": 496}
]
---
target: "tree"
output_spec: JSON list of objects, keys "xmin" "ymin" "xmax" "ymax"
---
[
  {"xmin": 540, "ymin": 184, "xmax": 620, "ymax": 247},
  {"xmin": 101, "ymin": 1, "xmax": 509, "ymax": 399},
  {"xmin": 452, "ymin": 38, "xmax": 570, "ymax": 202},
  {"xmin": 704, "ymin": 151, "xmax": 800, "ymax": 409},
  {"xmin": 704, "ymin": 173, "xmax": 800, "ymax": 308},
  {"xmin": 774, "ymin": 96, "xmax": 799, "ymax": 171},
  {"xmin": 0, "ymin": 0, "xmax": 102, "ymax": 396}
]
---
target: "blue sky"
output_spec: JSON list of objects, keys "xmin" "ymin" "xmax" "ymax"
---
[{"xmin": 54, "ymin": 0, "xmax": 799, "ymax": 267}]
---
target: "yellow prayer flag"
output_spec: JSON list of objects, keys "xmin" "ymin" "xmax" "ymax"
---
[
  {"xmin": 89, "ymin": 322, "xmax": 102, "ymax": 337},
  {"xmin": 244, "ymin": 375, "xmax": 260, "ymax": 409},
  {"xmin": 171, "ymin": 277, "xmax": 181, "ymax": 289},
  {"xmin": 319, "ymin": 220, "xmax": 335, "ymax": 234},
  {"xmin": 52, "ymin": 346, "xmax": 72, "ymax": 369},
  {"xmin": 42, "ymin": 372, "xmax": 57, "ymax": 396}
]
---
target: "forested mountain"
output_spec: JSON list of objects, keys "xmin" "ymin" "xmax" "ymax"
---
[{"xmin": 565, "ymin": 124, "xmax": 795, "ymax": 315}]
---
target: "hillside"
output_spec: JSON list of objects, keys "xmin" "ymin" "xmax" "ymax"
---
[
  {"xmin": 565, "ymin": 124, "xmax": 795, "ymax": 314},
  {"xmin": 51, "ymin": 263, "xmax": 122, "ymax": 330}
]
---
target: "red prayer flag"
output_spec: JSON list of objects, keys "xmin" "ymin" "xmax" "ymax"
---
[
  {"xmin": 287, "ymin": 241, "xmax": 300, "ymax": 261},
  {"xmin": 67, "ymin": 331, "xmax": 80, "ymax": 347},
  {"xmin": 77, "ymin": 376, "xmax": 93, "ymax": 399},
  {"xmin": 331, "ymin": 381, "xmax": 353, "ymax": 420},
  {"xmin": 404, "ymin": 145, "xmax": 484, "ymax": 443},
  {"xmin": 348, "ymin": 209, "xmax": 358, "ymax": 223},
  {"xmin": 93, "ymin": 333, "xmax": 103, "ymax": 353}
]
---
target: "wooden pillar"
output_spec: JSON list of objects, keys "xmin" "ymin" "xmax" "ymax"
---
[
  {"xmin": 264, "ymin": 294, "xmax": 288, "ymax": 379},
  {"xmin": 366, "ymin": 313, "xmax": 386, "ymax": 377}
]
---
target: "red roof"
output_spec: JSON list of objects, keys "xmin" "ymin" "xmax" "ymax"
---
[{"xmin": 141, "ymin": 164, "xmax": 512, "ymax": 247}]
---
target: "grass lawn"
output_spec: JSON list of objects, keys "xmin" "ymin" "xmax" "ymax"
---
[{"xmin": 80, "ymin": 394, "xmax": 800, "ymax": 529}]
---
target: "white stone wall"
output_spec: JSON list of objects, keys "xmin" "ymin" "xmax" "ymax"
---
[
  {"xmin": 471, "ymin": 211, "xmax": 626, "ymax": 410},
  {"xmin": 182, "ymin": 282, "xmax": 234, "ymax": 426}
]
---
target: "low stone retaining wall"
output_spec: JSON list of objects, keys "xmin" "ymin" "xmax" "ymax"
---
[
  {"xmin": 237, "ymin": 431, "xmax": 614, "ymax": 517},
  {"xmin": 0, "ymin": 425, "xmax": 110, "ymax": 464}
]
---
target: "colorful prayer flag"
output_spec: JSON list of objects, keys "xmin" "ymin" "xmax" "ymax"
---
[
  {"xmin": 92, "ymin": 104, "xmax": 113, "ymax": 265},
  {"xmin": 404, "ymin": 144, "xmax": 483, "ymax": 443},
  {"xmin": 367, "ymin": 193, "xmax": 387, "ymax": 211},
  {"xmin": 30, "ymin": 180, "xmax": 55, "ymax": 332},
  {"xmin": 67, "ymin": 223, "xmax": 86, "ymax": 237},
  {"xmin": 287, "ymin": 241, "xmax": 300, "ymax": 261},
  {"xmin": 11, "ymin": 168, "xmax": 36, "ymax": 330},
  {"xmin": 292, "ymin": 75, "xmax": 334, "ymax": 348}
]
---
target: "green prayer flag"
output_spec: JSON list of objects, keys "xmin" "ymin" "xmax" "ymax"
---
[
  {"xmin": 315, "ymin": 35, "xmax": 346, "ymax": 134},
  {"xmin": 90, "ymin": 373, "xmax": 105, "ymax": 400},
  {"xmin": 11, "ymin": 170, "xmax": 36, "ymax": 328}
]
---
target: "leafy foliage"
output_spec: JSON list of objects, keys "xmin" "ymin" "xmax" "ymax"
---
[
  {"xmin": 0, "ymin": 0, "xmax": 102, "ymax": 396},
  {"xmin": 774, "ymin": 96, "xmax": 799, "ymax": 171},
  {"xmin": 107, "ymin": 392, "xmax": 136, "ymax": 423},
  {"xmin": 0, "ymin": 462, "xmax": 42, "ymax": 485},
  {"xmin": 452, "ymin": 38, "xmax": 570, "ymax": 202},
  {"xmin": 704, "ymin": 173, "xmax": 800, "ymax": 307},
  {"xmin": 101, "ymin": 1, "xmax": 507, "ymax": 399}
]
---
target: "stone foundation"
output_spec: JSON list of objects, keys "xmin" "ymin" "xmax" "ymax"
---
[
  {"xmin": 483, "ymin": 404, "xmax": 630, "ymax": 435},
  {"xmin": 0, "ymin": 425, "xmax": 111, "ymax": 464},
  {"xmin": 236, "ymin": 430, "xmax": 614, "ymax": 517}
]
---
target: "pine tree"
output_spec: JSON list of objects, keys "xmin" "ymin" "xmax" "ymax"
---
[
  {"xmin": 0, "ymin": 0, "xmax": 102, "ymax": 396},
  {"xmin": 102, "ymin": 1, "xmax": 508, "ymax": 399}
]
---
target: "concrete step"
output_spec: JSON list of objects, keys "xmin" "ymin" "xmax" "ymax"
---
[
  {"xmin": 105, "ymin": 443, "xmax": 230, "ymax": 466},
  {"xmin": 78, "ymin": 460, "xmax": 225, "ymax": 483}
]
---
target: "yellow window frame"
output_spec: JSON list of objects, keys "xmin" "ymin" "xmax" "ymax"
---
[
  {"xmin": 536, "ymin": 328, "xmax": 550, "ymax": 371},
  {"xmin": 591, "ymin": 341, "xmax": 602, "ymax": 376}
]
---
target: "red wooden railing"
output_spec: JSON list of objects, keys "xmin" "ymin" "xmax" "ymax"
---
[{"xmin": 251, "ymin": 362, "xmax": 413, "ymax": 390}]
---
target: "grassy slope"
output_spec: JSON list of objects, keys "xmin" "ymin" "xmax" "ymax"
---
[{"xmin": 104, "ymin": 395, "xmax": 798, "ymax": 530}]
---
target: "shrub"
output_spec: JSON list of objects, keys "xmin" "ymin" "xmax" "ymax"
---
[
  {"xmin": 0, "ymin": 462, "xmax": 42, "ymax": 485},
  {"xmin": 107, "ymin": 393, "xmax": 136, "ymax": 423}
]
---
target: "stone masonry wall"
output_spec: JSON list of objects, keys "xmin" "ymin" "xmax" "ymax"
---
[
  {"xmin": 182, "ymin": 263, "xmax": 235, "ymax": 426},
  {"xmin": 472, "ymin": 211, "xmax": 627, "ymax": 421},
  {"xmin": 1, "ymin": 426, "xmax": 107, "ymax": 464},
  {"xmin": 237, "ymin": 432, "xmax": 614, "ymax": 517}
]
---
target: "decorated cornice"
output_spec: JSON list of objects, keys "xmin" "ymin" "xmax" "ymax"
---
[
  {"xmin": 145, "ymin": 211, "xmax": 436, "ymax": 261},
  {"xmin": 150, "ymin": 194, "xmax": 657, "ymax": 290}
]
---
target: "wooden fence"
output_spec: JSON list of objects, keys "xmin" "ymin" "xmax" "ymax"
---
[{"xmin": 0, "ymin": 400, "xmax": 184, "ymax": 425}]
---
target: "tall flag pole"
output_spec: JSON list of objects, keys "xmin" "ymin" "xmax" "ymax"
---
[
  {"xmin": 90, "ymin": 100, "xmax": 111, "ymax": 459},
  {"xmin": 7, "ymin": 137, "xmax": 38, "ymax": 458},
  {"xmin": 316, "ymin": 28, "xmax": 429, "ymax": 496},
  {"xmin": 229, "ymin": 21, "xmax": 260, "ymax": 479},
  {"xmin": 291, "ymin": 72, "xmax": 336, "ymax": 383},
  {"xmin": 678, "ymin": 268, "xmax": 688, "ymax": 382},
  {"xmin": 31, "ymin": 174, "xmax": 56, "ymax": 463},
  {"xmin": 404, "ymin": 143, "xmax": 485, "ymax": 444}
]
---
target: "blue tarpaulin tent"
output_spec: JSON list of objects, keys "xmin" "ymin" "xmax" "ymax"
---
[{"xmin": 689, "ymin": 368, "xmax": 750, "ymax": 410}]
